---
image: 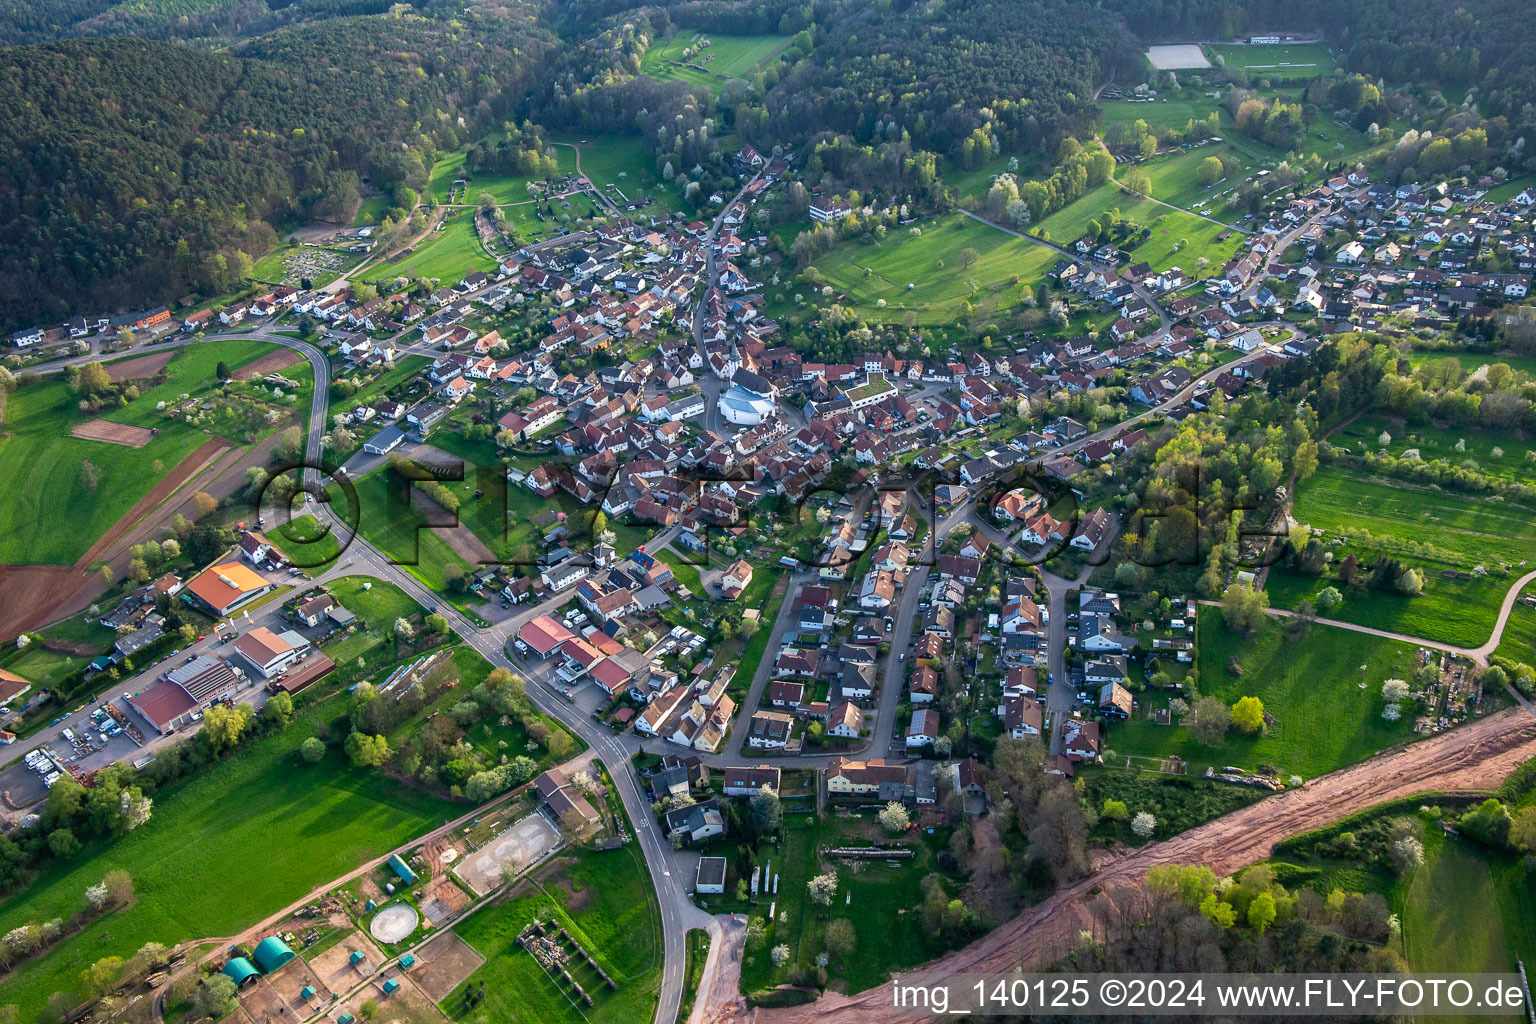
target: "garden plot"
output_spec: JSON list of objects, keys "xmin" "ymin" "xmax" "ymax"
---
[
  {"xmin": 456, "ymin": 813, "xmax": 562, "ymax": 896},
  {"xmin": 70, "ymin": 419, "xmax": 154, "ymax": 447}
]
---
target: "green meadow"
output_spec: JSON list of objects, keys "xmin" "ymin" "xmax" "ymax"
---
[
  {"xmin": 808, "ymin": 212, "xmax": 1059, "ymax": 323},
  {"xmin": 1110, "ymin": 609, "xmax": 1422, "ymax": 778},
  {"xmin": 639, "ymin": 31, "xmax": 791, "ymax": 95},
  {"xmin": 0, "ymin": 341, "xmax": 303, "ymax": 566},
  {"xmin": 0, "ymin": 686, "xmax": 458, "ymax": 1020}
]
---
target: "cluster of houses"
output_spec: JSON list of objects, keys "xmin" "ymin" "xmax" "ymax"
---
[{"xmin": 1267, "ymin": 175, "xmax": 1535, "ymax": 324}]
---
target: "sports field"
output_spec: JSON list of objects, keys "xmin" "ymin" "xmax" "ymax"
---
[{"xmin": 1209, "ymin": 43, "xmax": 1338, "ymax": 74}]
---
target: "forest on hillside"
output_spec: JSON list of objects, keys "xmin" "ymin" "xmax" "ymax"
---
[
  {"xmin": 3, "ymin": 0, "xmax": 1536, "ymax": 329},
  {"xmin": 0, "ymin": 11, "xmax": 555, "ymax": 327}
]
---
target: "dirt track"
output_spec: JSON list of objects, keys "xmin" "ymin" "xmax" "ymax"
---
[{"xmin": 745, "ymin": 708, "xmax": 1536, "ymax": 1024}]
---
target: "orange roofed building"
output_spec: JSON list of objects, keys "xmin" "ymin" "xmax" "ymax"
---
[{"xmin": 184, "ymin": 562, "xmax": 275, "ymax": 616}]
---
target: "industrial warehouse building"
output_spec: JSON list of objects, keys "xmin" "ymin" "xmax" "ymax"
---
[
  {"xmin": 230, "ymin": 627, "xmax": 310, "ymax": 679},
  {"xmin": 128, "ymin": 655, "xmax": 242, "ymax": 733}
]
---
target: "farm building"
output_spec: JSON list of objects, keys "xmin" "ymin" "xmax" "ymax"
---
[
  {"xmin": 388, "ymin": 853, "xmax": 418, "ymax": 885},
  {"xmin": 253, "ymin": 936, "xmax": 296, "ymax": 972},
  {"xmin": 221, "ymin": 957, "xmax": 261, "ymax": 988},
  {"xmin": 383, "ymin": 978, "xmax": 401, "ymax": 995}
]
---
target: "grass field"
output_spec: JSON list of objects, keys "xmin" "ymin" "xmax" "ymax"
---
[
  {"xmin": 262, "ymin": 512, "xmax": 341, "ymax": 569},
  {"xmin": 1110, "ymin": 609, "xmax": 1422, "ymax": 778},
  {"xmin": 1294, "ymin": 465, "xmax": 1536, "ymax": 568},
  {"xmin": 1332, "ymin": 413, "xmax": 1536, "ymax": 490},
  {"xmin": 444, "ymin": 845, "xmax": 660, "ymax": 1024},
  {"xmin": 1402, "ymin": 827, "xmax": 1536, "ymax": 1001},
  {"xmin": 1208, "ymin": 43, "xmax": 1338, "ymax": 73},
  {"xmin": 1276, "ymin": 466, "xmax": 1536, "ymax": 645},
  {"xmin": 383, "ymin": 211, "xmax": 497, "ymax": 283},
  {"xmin": 639, "ymin": 31, "xmax": 791, "ymax": 95},
  {"xmin": 720, "ymin": 811, "xmax": 954, "ymax": 995},
  {"xmin": 0, "ymin": 613, "xmax": 117, "ymax": 686},
  {"xmin": 0, "ymin": 341, "xmax": 299, "ymax": 566},
  {"xmin": 0, "ymin": 687, "xmax": 457, "ymax": 1020},
  {"xmin": 1485, "ymin": 175, "xmax": 1536, "ymax": 204},
  {"xmin": 339, "ymin": 468, "xmax": 475, "ymax": 593},
  {"xmin": 1033, "ymin": 182, "xmax": 1246, "ymax": 276},
  {"xmin": 353, "ymin": 195, "xmax": 392, "ymax": 226},
  {"xmin": 808, "ymin": 213, "xmax": 1059, "ymax": 324},
  {"xmin": 427, "ymin": 145, "xmax": 576, "ymax": 207},
  {"xmin": 344, "ymin": 355, "xmax": 432, "ymax": 414},
  {"xmin": 548, "ymin": 135, "xmax": 687, "ymax": 217},
  {"xmin": 1404, "ymin": 350, "xmax": 1536, "ymax": 379},
  {"xmin": 1494, "ymin": 582, "xmax": 1536, "ymax": 664}
]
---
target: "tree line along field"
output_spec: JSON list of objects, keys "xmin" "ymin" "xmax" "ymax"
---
[
  {"xmin": 427, "ymin": 140, "xmax": 576, "ymax": 207},
  {"xmin": 0, "ymin": 681, "xmax": 459, "ymax": 1021},
  {"xmin": 1269, "ymin": 806, "xmax": 1536, "ymax": 984},
  {"xmin": 1405, "ymin": 350, "xmax": 1536, "ymax": 379},
  {"xmin": 445, "ymin": 842, "xmax": 661, "ymax": 1024},
  {"xmin": 1271, "ymin": 465, "xmax": 1536, "ymax": 646},
  {"xmin": 638, "ymin": 31, "xmax": 791, "ymax": 95},
  {"xmin": 1108, "ymin": 609, "xmax": 1423, "ymax": 779},
  {"xmin": 0, "ymin": 340, "xmax": 308, "ymax": 567}
]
